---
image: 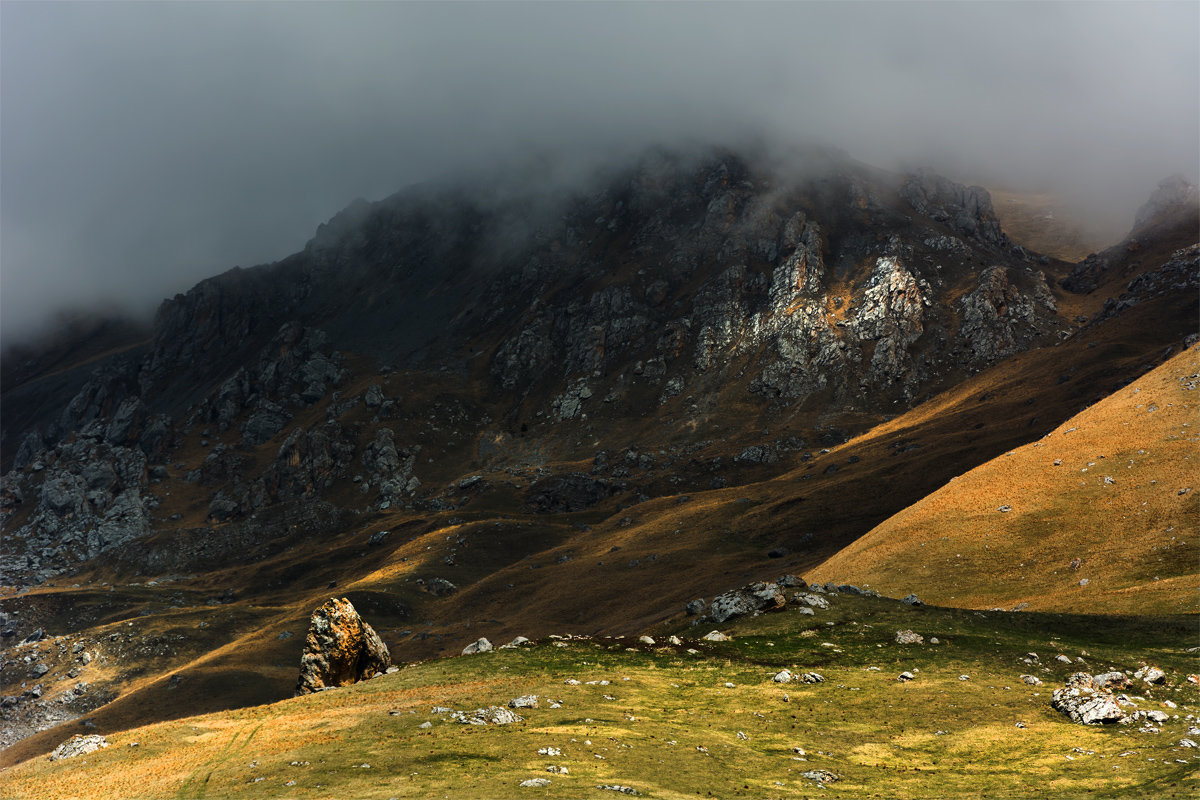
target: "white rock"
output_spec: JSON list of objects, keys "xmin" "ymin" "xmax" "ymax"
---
[
  {"xmin": 638, "ymin": 635, "xmax": 655, "ymax": 645},
  {"xmin": 702, "ymin": 630, "xmax": 730, "ymax": 642},
  {"xmin": 462, "ymin": 637, "xmax": 493, "ymax": 655},
  {"xmin": 520, "ymin": 777, "xmax": 552, "ymax": 787},
  {"xmin": 49, "ymin": 734, "xmax": 108, "ymax": 761}
]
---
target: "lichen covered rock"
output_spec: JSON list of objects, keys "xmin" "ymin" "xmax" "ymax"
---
[{"xmin": 295, "ymin": 597, "xmax": 390, "ymax": 695}]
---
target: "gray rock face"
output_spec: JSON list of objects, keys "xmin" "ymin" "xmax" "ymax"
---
[
  {"xmin": 959, "ymin": 267, "xmax": 1056, "ymax": 364},
  {"xmin": 708, "ymin": 582, "xmax": 785, "ymax": 623},
  {"xmin": 1134, "ymin": 175, "xmax": 1199, "ymax": 230},
  {"xmin": 900, "ymin": 170, "xmax": 1006, "ymax": 246},
  {"xmin": 49, "ymin": 734, "xmax": 108, "ymax": 761},
  {"xmin": 1, "ymin": 433, "xmax": 152, "ymax": 582},
  {"xmin": 295, "ymin": 597, "xmax": 391, "ymax": 695}
]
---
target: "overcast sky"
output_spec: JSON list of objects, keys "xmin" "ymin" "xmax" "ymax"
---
[{"xmin": 2, "ymin": 1, "xmax": 1197, "ymax": 343}]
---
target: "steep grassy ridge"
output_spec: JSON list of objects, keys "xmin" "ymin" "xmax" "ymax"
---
[{"xmin": 811, "ymin": 347, "xmax": 1200, "ymax": 614}]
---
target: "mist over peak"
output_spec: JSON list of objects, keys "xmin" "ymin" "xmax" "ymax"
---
[{"xmin": 2, "ymin": 2, "xmax": 1196, "ymax": 344}]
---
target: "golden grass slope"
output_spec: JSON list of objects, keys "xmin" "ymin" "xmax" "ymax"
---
[{"xmin": 811, "ymin": 345, "xmax": 1200, "ymax": 614}]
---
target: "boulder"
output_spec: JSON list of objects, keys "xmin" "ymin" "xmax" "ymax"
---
[
  {"xmin": 685, "ymin": 598, "xmax": 707, "ymax": 616},
  {"xmin": 49, "ymin": 734, "xmax": 108, "ymax": 761},
  {"xmin": 462, "ymin": 637, "xmax": 493, "ymax": 655},
  {"xmin": 701, "ymin": 630, "xmax": 730, "ymax": 642},
  {"xmin": 894, "ymin": 630, "xmax": 924, "ymax": 645},
  {"xmin": 452, "ymin": 706, "xmax": 522, "ymax": 725},
  {"xmin": 509, "ymin": 695, "xmax": 539, "ymax": 709},
  {"xmin": 901, "ymin": 594, "xmax": 923, "ymax": 606},
  {"xmin": 1050, "ymin": 673, "xmax": 1128, "ymax": 725},
  {"xmin": 709, "ymin": 581, "xmax": 785, "ymax": 623},
  {"xmin": 295, "ymin": 598, "xmax": 391, "ymax": 695},
  {"xmin": 1135, "ymin": 665, "xmax": 1166, "ymax": 684}
]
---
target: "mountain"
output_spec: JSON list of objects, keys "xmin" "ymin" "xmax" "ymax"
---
[{"xmin": 0, "ymin": 145, "xmax": 1196, "ymax": 766}]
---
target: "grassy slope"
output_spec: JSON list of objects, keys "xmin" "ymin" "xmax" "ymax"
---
[
  {"xmin": 3, "ymin": 593, "xmax": 1197, "ymax": 799},
  {"xmin": 810, "ymin": 346, "xmax": 1200, "ymax": 614}
]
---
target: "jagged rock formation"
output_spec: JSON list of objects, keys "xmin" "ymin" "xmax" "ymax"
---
[
  {"xmin": 295, "ymin": 598, "xmax": 391, "ymax": 695},
  {"xmin": 0, "ymin": 146, "xmax": 1195, "ymax": 591},
  {"xmin": 1134, "ymin": 175, "xmax": 1199, "ymax": 231}
]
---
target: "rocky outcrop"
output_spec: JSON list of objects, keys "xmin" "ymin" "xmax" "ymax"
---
[
  {"xmin": 1133, "ymin": 175, "xmax": 1199, "ymax": 231},
  {"xmin": 295, "ymin": 597, "xmax": 391, "ymax": 695},
  {"xmin": 959, "ymin": 266, "xmax": 1057, "ymax": 364},
  {"xmin": 1094, "ymin": 244, "xmax": 1200, "ymax": 324},
  {"xmin": 900, "ymin": 170, "xmax": 1007, "ymax": 247},
  {"xmin": 186, "ymin": 323, "xmax": 346, "ymax": 442},
  {"xmin": 525, "ymin": 473, "xmax": 617, "ymax": 513},
  {"xmin": 0, "ymin": 433, "xmax": 152, "ymax": 583}
]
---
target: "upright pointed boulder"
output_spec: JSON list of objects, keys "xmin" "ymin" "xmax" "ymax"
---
[{"xmin": 295, "ymin": 597, "xmax": 390, "ymax": 695}]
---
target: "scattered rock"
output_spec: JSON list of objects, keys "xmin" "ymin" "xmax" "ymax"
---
[
  {"xmin": 685, "ymin": 599, "xmax": 707, "ymax": 616},
  {"xmin": 798, "ymin": 672, "xmax": 825, "ymax": 684},
  {"xmin": 701, "ymin": 630, "xmax": 730, "ymax": 642},
  {"xmin": 462, "ymin": 638, "xmax": 493, "ymax": 655},
  {"xmin": 538, "ymin": 747, "xmax": 562, "ymax": 756},
  {"xmin": 597, "ymin": 785, "xmax": 639, "ymax": 795},
  {"xmin": 773, "ymin": 670, "xmax": 794, "ymax": 683},
  {"xmin": 894, "ymin": 630, "xmax": 924, "ymax": 645},
  {"xmin": 638, "ymin": 635, "xmax": 655, "ymax": 645},
  {"xmin": 1021, "ymin": 675, "xmax": 1044, "ymax": 686},
  {"xmin": 547, "ymin": 765, "xmax": 569, "ymax": 774},
  {"xmin": 295, "ymin": 598, "xmax": 390, "ymax": 695},
  {"xmin": 49, "ymin": 734, "xmax": 108, "ymax": 761},
  {"xmin": 898, "ymin": 671, "xmax": 915, "ymax": 682},
  {"xmin": 519, "ymin": 777, "xmax": 552, "ymax": 788},
  {"xmin": 901, "ymin": 594, "xmax": 923, "ymax": 606}
]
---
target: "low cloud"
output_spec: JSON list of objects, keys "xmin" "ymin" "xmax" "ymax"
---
[{"xmin": 2, "ymin": 2, "xmax": 1196, "ymax": 342}]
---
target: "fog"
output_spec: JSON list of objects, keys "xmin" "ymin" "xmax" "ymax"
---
[{"xmin": 2, "ymin": 2, "xmax": 1197, "ymax": 344}]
